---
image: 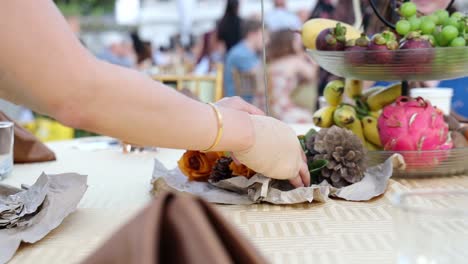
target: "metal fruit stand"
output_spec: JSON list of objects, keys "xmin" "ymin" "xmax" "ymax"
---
[{"xmin": 261, "ymin": 0, "xmax": 468, "ymax": 177}]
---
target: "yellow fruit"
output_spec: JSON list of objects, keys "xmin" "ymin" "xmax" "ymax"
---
[
  {"xmin": 313, "ymin": 106, "xmax": 336, "ymax": 128},
  {"xmin": 346, "ymin": 119, "xmax": 366, "ymax": 143},
  {"xmin": 361, "ymin": 86, "xmax": 384, "ymax": 100},
  {"xmin": 333, "ymin": 105, "xmax": 356, "ymax": 126},
  {"xmin": 344, "ymin": 79, "xmax": 363, "ymax": 99},
  {"xmin": 362, "ymin": 116, "xmax": 382, "ymax": 147},
  {"xmin": 333, "ymin": 105, "xmax": 366, "ymax": 143},
  {"xmin": 301, "ymin": 18, "xmax": 362, "ymax": 50},
  {"xmin": 365, "ymin": 141, "xmax": 381, "ymax": 151},
  {"xmin": 369, "ymin": 110, "xmax": 381, "ymax": 119},
  {"xmin": 366, "ymin": 83, "xmax": 402, "ymax": 111},
  {"xmin": 324, "ymin": 80, "xmax": 345, "ymax": 106}
]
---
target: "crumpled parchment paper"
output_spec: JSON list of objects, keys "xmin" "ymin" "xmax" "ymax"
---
[
  {"xmin": 0, "ymin": 173, "xmax": 87, "ymax": 264},
  {"xmin": 151, "ymin": 154, "xmax": 405, "ymax": 205}
]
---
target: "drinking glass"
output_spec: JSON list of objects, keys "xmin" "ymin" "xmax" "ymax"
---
[
  {"xmin": 393, "ymin": 190, "xmax": 468, "ymax": 264},
  {"xmin": 0, "ymin": 121, "xmax": 14, "ymax": 179}
]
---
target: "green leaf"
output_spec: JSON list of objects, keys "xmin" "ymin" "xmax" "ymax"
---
[
  {"xmin": 304, "ymin": 128, "xmax": 318, "ymax": 142},
  {"xmin": 298, "ymin": 135, "xmax": 307, "ymax": 152},
  {"xmin": 308, "ymin": 159, "xmax": 328, "ymax": 186}
]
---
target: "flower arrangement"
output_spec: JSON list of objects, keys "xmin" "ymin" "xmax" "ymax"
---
[{"xmin": 178, "ymin": 126, "xmax": 367, "ymax": 188}]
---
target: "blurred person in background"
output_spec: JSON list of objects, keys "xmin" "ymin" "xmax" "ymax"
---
[
  {"xmin": 217, "ymin": 0, "xmax": 242, "ymax": 52},
  {"xmin": 193, "ymin": 31, "xmax": 225, "ymax": 75},
  {"xmin": 265, "ymin": 0, "xmax": 302, "ymax": 32},
  {"xmin": 259, "ymin": 30, "xmax": 318, "ymax": 123},
  {"xmin": 97, "ymin": 32, "xmax": 135, "ymax": 68},
  {"xmin": 130, "ymin": 31, "xmax": 154, "ymax": 70},
  {"xmin": 223, "ymin": 19, "xmax": 265, "ymax": 102}
]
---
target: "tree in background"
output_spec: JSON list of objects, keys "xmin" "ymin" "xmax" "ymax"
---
[{"xmin": 54, "ymin": 0, "xmax": 115, "ymax": 17}]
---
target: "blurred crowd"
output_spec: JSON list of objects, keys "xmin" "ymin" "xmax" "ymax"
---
[{"xmin": 3, "ymin": 0, "xmax": 467, "ymax": 132}]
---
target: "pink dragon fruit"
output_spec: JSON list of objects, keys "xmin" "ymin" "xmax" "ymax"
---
[{"xmin": 378, "ymin": 96, "xmax": 453, "ymax": 169}]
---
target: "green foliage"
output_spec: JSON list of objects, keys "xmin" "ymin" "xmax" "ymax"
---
[{"xmin": 54, "ymin": 0, "xmax": 115, "ymax": 16}]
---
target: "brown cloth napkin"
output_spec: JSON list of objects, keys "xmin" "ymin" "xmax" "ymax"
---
[
  {"xmin": 83, "ymin": 192, "xmax": 268, "ymax": 264},
  {"xmin": 0, "ymin": 111, "xmax": 56, "ymax": 163}
]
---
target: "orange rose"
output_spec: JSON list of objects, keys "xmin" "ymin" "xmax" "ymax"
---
[
  {"xmin": 229, "ymin": 162, "xmax": 256, "ymax": 178},
  {"xmin": 178, "ymin": 151, "xmax": 223, "ymax": 181}
]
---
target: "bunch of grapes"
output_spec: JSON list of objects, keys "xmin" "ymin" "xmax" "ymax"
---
[{"xmin": 395, "ymin": 2, "xmax": 468, "ymax": 47}]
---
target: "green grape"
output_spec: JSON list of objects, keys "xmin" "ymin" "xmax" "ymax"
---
[
  {"xmin": 434, "ymin": 27, "xmax": 448, "ymax": 47},
  {"xmin": 409, "ymin": 16, "xmax": 421, "ymax": 31},
  {"xmin": 459, "ymin": 20, "xmax": 467, "ymax": 34},
  {"xmin": 435, "ymin": 10, "xmax": 450, "ymax": 25},
  {"xmin": 420, "ymin": 19, "xmax": 436, "ymax": 35},
  {"xmin": 400, "ymin": 2, "xmax": 417, "ymax": 18},
  {"xmin": 396, "ymin": 20, "xmax": 411, "ymax": 36},
  {"xmin": 444, "ymin": 17, "xmax": 460, "ymax": 27},
  {"xmin": 450, "ymin": 37, "xmax": 467, "ymax": 47},
  {"xmin": 451, "ymin": 12, "xmax": 464, "ymax": 20},
  {"xmin": 441, "ymin": 25, "xmax": 459, "ymax": 43},
  {"xmin": 427, "ymin": 14, "xmax": 440, "ymax": 25}
]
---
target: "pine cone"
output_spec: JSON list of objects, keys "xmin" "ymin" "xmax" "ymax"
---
[
  {"xmin": 312, "ymin": 126, "xmax": 366, "ymax": 188},
  {"xmin": 209, "ymin": 157, "xmax": 233, "ymax": 182},
  {"xmin": 305, "ymin": 134, "xmax": 319, "ymax": 158}
]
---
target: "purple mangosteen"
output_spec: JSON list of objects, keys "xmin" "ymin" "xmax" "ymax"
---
[{"xmin": 316, "ymin": 23, "xmax": 347, "ymax": 51}]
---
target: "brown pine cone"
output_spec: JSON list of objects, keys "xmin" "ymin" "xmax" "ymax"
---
[{"xmin": 209, "ymin": 157, "xmax": 233, "ymax": 182}]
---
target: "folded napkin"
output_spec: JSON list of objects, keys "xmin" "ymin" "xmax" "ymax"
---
[
  {"xmin": 0, "ymin": 111, "xmax": 56, "ymax": 163},
  {"xmin": 0, "ymin": 173, "xmax": 88, "ymax": 264},
  {"xmin": 83, "ymin": 192, "xmax": 267, "ymax": 264}
]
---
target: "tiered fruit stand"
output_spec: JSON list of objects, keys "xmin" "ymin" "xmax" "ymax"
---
[{"xmin": 306, "ymin": 0, "xmax": 468, "ymax": 177}]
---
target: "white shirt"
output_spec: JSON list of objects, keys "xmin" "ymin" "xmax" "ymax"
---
[{"xmin": 265, "ymin": 8, "xmax": 302, "ymax": 32}]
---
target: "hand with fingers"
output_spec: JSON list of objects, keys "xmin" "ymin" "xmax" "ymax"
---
[{"xmin": 214, "ymin": 97, "xmax": 310, "ymax": 188}]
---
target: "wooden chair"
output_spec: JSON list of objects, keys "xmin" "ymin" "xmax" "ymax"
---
[
  {"xmin": 152, "ymin": 63, "xmax": 224, "ymax": 102},
  {"xmin": 231, "ymin": 68, "xmax": 259, "ymax": 101}
]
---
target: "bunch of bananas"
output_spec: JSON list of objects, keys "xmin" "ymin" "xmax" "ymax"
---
[{"xmin": 313, "ymin": 80, "xmax": 402, "ymax": 150}]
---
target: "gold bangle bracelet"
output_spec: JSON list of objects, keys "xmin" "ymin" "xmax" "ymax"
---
[{"xmin": 202, "ymin": 103, "xmax": 224, "ymax": 152}]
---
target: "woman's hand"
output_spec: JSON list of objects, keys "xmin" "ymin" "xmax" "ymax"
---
[
  {"xmin": 232, "ymin": 115, "xmax": 310, "ymax": 188},
  {"xmin": 216, "ymin": 97, "xmax": 308, "ymax": 187}
]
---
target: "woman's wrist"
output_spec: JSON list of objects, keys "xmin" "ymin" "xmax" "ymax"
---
[{"xmin": 209, "ymin": 106, "xmax": 255, "ymax": 152}]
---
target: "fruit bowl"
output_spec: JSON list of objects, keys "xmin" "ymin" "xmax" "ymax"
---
[
  {"xmin": 367, "ymin": 147, "xmax": 468, "ymax": 177},
  {"xmin": 307, "ymin": 46, "xmax": 468, "ymax": 81}
]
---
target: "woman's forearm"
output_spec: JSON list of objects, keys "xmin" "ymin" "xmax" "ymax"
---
[{"xmin": 70, "ymin": 61, "xmax": 254, "ymax": 151}]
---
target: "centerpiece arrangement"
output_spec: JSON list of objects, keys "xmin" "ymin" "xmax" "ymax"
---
[
  {"xmin": 303, "ymin": 2, "xmax": 468, "ymax": 177},
  {"xmin": 152, "ymin": 124, "xmax": 404, "ymax": 204}
]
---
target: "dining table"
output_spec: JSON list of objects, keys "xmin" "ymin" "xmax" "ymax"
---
[{"xmin": 3, "ymin": 124, "xmax": 468, "ymax": 264}]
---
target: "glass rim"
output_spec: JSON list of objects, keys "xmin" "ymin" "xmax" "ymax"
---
[
  {"xmin": 308, "ymin": 46, "xmax": 468, "ymax": 54},
  {"xmin": 393, "ymin": 189, "xmax": 468, "ymax": 216},
  {"xmin": 0, "ymin": 121, "xmax": 13, "ymax": 128},
  {"xmin": 368, "ymin": 147, "xmax": 468, "ymax": 154}
]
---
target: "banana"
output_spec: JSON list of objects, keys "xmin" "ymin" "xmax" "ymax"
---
[
  {"xmin": 347, "ymin": 119, "xmax": 366, "ymax": 144},
  {"xmin": 365, "ymin": 141, "xmax": 381, "ymax": 151},
  {"xmin": 313, "ymin": 106, "xmax": 336, "ymax": 128},
  {"xmin": 369, "ymin": 110, "xmax": 381, "ymax": 119},
  {"xmin": 361, "ymin": 86, "xmax": 384, "ymax": 100},
  {"xmin": 366, "ymin": 83, "xmax": 402, "ymax": 111},
  {"xmin": 301, "ymin": 18, "xmax": 362, "ymax": 50},
  {"xmin": 344, "ymin": 79, "xmax": 363, "ymax": 99},
  {"xmin": 334, "ymin": 105, "xmax": 366, "ymax": 143},
  {"xmin": 333, "ymin": 104, "xmax": 356, "ymax": 126},
  {"xmin": 324, "ymin": 80, "xmax": 345, "ymax": 106},
  {"xmin": 362, "ymin": 116, "xmax": 382, "ymax": 147}
]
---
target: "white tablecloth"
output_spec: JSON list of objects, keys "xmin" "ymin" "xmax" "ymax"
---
[{"xmin": 3, "ymin": 124, "xmax": 468, "ymax": 264}]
